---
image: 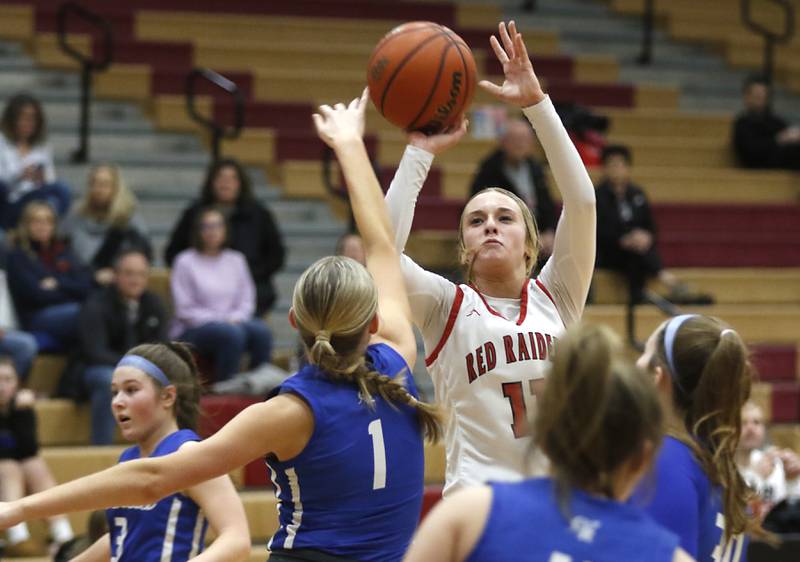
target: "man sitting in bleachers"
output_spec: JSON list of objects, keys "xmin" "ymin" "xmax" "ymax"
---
[
  {"xmin": 733, "ymin": 74, "xmax": 800, "ymax": 171},
  {"xmin": 63, "ymin": 249, "xmax": 167, "ymax": 445}
]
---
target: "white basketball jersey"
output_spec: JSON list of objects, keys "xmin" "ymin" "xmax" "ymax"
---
[{"xmin": 425, "ymin": 279, "xmax": 564, "ymax": 495}]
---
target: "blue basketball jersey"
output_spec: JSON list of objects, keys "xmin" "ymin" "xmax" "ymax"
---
[
  {"xmin": 466, "ymin": 478, "xmax": 679, "ymax": 562},
  {"xmin": 107, "ymin": 430, "xmax": 208, "ymax": 562},
  {"xmin": 631, "ymin": 436, "xmax": 748, "ymax": 562},
  {"xmin": 267, "ymin": 343, "xmax": 424, "ymax": 562}
]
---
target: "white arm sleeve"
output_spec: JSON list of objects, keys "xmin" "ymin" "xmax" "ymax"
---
[
  {"xmin": 524, "ymin": 96, "xmax": 596, "ymax": 326},
  {"xmin": 384, "ymin": 144, "xmax": 455, "ymax": 353},
  {"xmin": 385, "ymin": 145, "xmax": 434, "ymax": 253}
]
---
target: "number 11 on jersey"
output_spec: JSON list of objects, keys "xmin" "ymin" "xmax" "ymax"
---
[{"xmin": 502, "ymin": 380, "xmax": 539, "ymax": 438}]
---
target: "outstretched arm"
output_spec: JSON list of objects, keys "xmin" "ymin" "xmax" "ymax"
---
[
  {"xmin": 480, "ymin": 21, "xmax": 595, "ymax": 325},
  {"xmin": 313, "ymin": 90, "xmax": 416, "ymax": 366}
]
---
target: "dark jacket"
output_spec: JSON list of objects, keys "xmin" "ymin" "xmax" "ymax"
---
[
  {"xmin": 7, "ymin": 241, "xmax": 93, "ymax": 325},
  {"xmin": 469, "ymin": 149, "xmax": 558, "ymax": 232},
  {"xmin": 733, "ymin": 110, "xmax": 788, "ymax": 169},
  {"xmin": 594, "ymin": 180, "xmax": 657, "ymax": 266},
  {"xmin": 164, "ymin": 199, "xmax": 285, "ymax": 314},
  {"xmin": 58, "ymin": 285, "xmax": 168, "ymax": 400}
]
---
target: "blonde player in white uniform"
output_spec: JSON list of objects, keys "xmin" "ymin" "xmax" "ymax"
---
[{"xmin": 385, "ymin": 21, "xmax": 596, "ymax": 494}]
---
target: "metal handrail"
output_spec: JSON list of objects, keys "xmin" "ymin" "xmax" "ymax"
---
[
  {"xmin": 185, "ymin": 68, "xmax": 245, "ymax": 164},
  {"xmin": 741, "ymin": 0, "xmax": 795, "ymax": 91},
  {"xmin": 637, "ymin": 0, "xmax": 656, "ymax": 65},
  {"xmin": 57, "ymin": 2, "xmax": 113, "ymax": 163}
]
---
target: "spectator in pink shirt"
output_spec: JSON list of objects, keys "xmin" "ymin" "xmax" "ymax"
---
[{"xmin": 170, "ymin": 207, "xmax": 272, "ymax": 380}]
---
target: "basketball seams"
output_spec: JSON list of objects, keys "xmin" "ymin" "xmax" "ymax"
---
[
  {"xmin": 405, "ymin": 33, "xmax": 454, "ymax": 132},
  {"xmin": 441, "ymin": 32, "xmax": 474, "ymax": 128},
  {"xmin": 376, "ymin": 31, "xmax": 450, "ymax": 115}
]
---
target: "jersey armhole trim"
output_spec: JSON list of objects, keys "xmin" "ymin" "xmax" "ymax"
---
[
  {"xmin": 425, "ymin": 286, "xmax": 464, "ymax": 367},
  {"xmin": 534, "ymin": 278, "xmax": 565, "ymax": 328}
]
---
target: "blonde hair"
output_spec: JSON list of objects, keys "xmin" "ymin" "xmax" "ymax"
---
[
  {"xmin": 293, "ymin": 256, "xmax": 442, "ymax": 441},
  {"xmin": 13, "ymin": 200, "xmax": 57, "ymax": 255},
  {"xmin": 78, "ymin": 164, "xmax": 137, "ymax": 228},
  {"xmin": 535, "ymin": 324, "xmax": 663, "ymax": 515},
  {"xmin": 652, "ymin": 315, "xmax": 763, "ymax": 542},
  {"xmin": 457, "ymin": 187, "xmax": 539, "ymax": 283}
]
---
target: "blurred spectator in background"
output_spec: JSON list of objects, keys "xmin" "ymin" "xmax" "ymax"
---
[
  {"xmin": 61, "ymin": 164, "xmax": 151, "ymax": 286},
  {"xmin": 165, "ymin": 158, "xmax": 285, "ymax": 314},
  {"xmin": 470, "ymin": 117, "xmax": 557, "ymax": 260},
  {"xmin": 0, "ymin": 358, "xmax": 74, "ymax": 556},
  {"xmin": 0, "ymin": 259, "xmax": 37, "ymax": 381},
  {"xmin": 595, "ymin": 145, "xmax": 712, "ymax": 305},
  {"xmin": 336, "ymin": 232, "xmax": 366, "ymax": 265},
  {"xmin": 0, "ymin": 93, "xmax": 71, "ymax": 232},
  {"xmin": 733, "ymin": 74, "xmax": 800, "ymax": 170},
  {"xmin": 170, "ymin": 207, "xmax": 272, "ymax": 381},
  {"xmin": 63, "ymin": 249, "xmax": 167, "ymax": 445},
  {"xmin": 7, "ymin": 201, "xmax": 92, "ymax": 352},
  {"xmin": 737, "ymin": 400, "xmax": 800, "ymax": 520}
]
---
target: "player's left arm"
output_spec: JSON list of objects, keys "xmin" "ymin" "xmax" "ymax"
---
[
  {"xmin": 182, "ymin": 443, "xmax": 251, "ymax": 562},
  {"xmin": 403, "ymin": 486, "xmax": 492, "ymax": 562},
  {"xmin": 68, "ymin": 533, "xmax": 110, "ymax": 562}
]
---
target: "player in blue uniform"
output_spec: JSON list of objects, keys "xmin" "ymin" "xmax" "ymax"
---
[
  {"xmin": 632, "ymin": 314, "xmax": 767, "ymax": 562},
  {"xmin": 0, "ymin": 91, "xmax": 441, "ymax": 562},
  {"xmin": 70, "ymin": 342, "xmax": 250, "ymax": 562},
  {"xmin": 404, "ymin": 324, "xmax": 693, "ymax": 562}
]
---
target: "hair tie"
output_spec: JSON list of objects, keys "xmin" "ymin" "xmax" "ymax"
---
[
  {"xmin": 315, "ymin": 330, "xmax": 331, "ymax": 343},
  {"xmin": 117, "ymin": 355, "xmax": 173, "ymax": 387},
  {"xmin": 720, "ymin": 328, "xmax": 736, "ymax": 339},
  {"xmin": 663, "ymin": 314, "xmax": 699, "ymax": 380}
]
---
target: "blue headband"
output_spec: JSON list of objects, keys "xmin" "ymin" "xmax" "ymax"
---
[
  {"xmin": 663, "ymin": 314, "xmax": 698, "ymax": 380},
  {"xmin": 116, "ymin": 355, "xmax": 173, "ymax": 387}
]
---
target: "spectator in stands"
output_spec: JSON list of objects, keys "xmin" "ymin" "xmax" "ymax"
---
[
  {"xmin": 0, "ymin": 93, "xmax": 71, "ymax": 231},
  {"xmin": 164, "ymin": 158, "xmax": 285, "ymax": 314},
  {"xmin": 336, "ymin": 231, "xmax": 366, "ymax": 265},
  {"xmin": 733, "ymin": 74, "xmax": 800, "ymax": 170},
  {"xmin": 595, "ymin": 145, "xmax": 711, "ymax": 305},
  {"xmin": 70, "ymin": 249, "xmax": 167, "ymax": 445},
  {"xmin": 736, "ymin": 401, "xmax": 800, "ymax": 520},
  {"xmin": 469, "ymin": 117, "xmax": 557, "ymax": 259},
  {"xmin": 0, "ymin": 260, "xmax": 37, "ymax": 381},
  {"xmin": 0, "ymin": 357, "xmax": 74, "ymax": 556},
  {"xmin": 6, "ymin": 201, "xmax": 92, "ymax": 352},
  {"xmin": 61, "ymin": 164, "xmax": 151, "ymax": 286},
  {"xmin": 170, "ymin": 207, "xmax": 272, "ymax": 381}
]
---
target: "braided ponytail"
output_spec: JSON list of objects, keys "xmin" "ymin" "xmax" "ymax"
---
[{"xmin": 295, "ymin": 256, "xmax": 443, "ymax": 442}]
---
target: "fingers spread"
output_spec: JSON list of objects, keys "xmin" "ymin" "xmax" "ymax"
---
[
  {"xmin": 489, "ymin": 35, "xmax": 509, "ymax": 64},
  {"xmin": 478, "ymin": 80, "xmax": 503, "ymax": 97},
  {"xmin": 498, "ymin": 21, "xmax": 515, "ymax": 60}
]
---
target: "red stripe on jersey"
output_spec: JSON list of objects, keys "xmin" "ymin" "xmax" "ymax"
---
[
  {"xmin": 535, "ymin": 279, "xmax": 565, "ymax": 328},
  {"xmin": 470, "ymin": 280, "xmax": 530, "ymax": 326},
  {"xmin": 425, "ymin": 286, "xmax": 464, "ymax": 367}
]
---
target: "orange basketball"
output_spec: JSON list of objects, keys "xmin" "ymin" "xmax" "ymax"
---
[{"xmin": 367, "ymin": 21, "xmax": 477, "ymax": 134}]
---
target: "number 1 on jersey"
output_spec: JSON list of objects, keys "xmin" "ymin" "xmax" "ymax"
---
[
  {"xmin": 368, "ymin": 419, "xmax": 387, "ymax": 490},
  {"xmin": 502, "ymin": 381, "xmax": 529, "ymax": 438}
]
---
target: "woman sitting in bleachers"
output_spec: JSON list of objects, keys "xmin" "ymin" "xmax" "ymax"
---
[
  {"xmin": 164, "ymin": 157, "xmax": 285, "ymax": 315},
  {"xmin": 61, "ymin": 163, "xmax": 151, "ymax": 286},
  {"xmin": 0, "ymin": 93, "xmax": 71, "ymax": 232},
  {"xmin": 6, "ymin": 201, "xmax": 92, "ymax": 352},
  {"xmin": 170, "ymin": 207, "xmax": 272, "ymax": 381}
]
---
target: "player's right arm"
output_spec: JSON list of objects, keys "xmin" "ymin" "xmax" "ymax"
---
[
  {"xmin": 68, "ymin": 533, "xmax": 110, "ymax": 562},
  {"xmin": 0, "ymin": 395, "xmax": 314, "ymax": 528},
  {"xmin": 313, "ymin": 89, "xmax": 415, "ymax": 366}
]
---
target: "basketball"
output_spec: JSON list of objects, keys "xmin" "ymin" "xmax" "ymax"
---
[{"xmin": 366, "ymin": 21, "xmax": 477, "ymax": 134}]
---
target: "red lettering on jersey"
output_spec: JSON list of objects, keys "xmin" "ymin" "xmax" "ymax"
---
[
  {"xmin": 466, "ymin": 353, "xmax": 477, "ymax": 383},
  {"xmin": 503, "ymin": 335, "xmax": 517, "ymax": 363},
  {"xmin": 517, "ymin": 333, "xmax": 531, "ymax": 361},
  {"xmin": 476, "ymin": 346, "xmax": 487, "ymax": 376},
  {"xmin": 527, "ymin": 331, "xmax": 538, "ymax": 360},
  {"xmin": 485, "ymin": 342, "xmax": 497, "ymax": 371},
  {"xmin": 536, "ymin": 332, "xmax": 548, "ymax": 360}
]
